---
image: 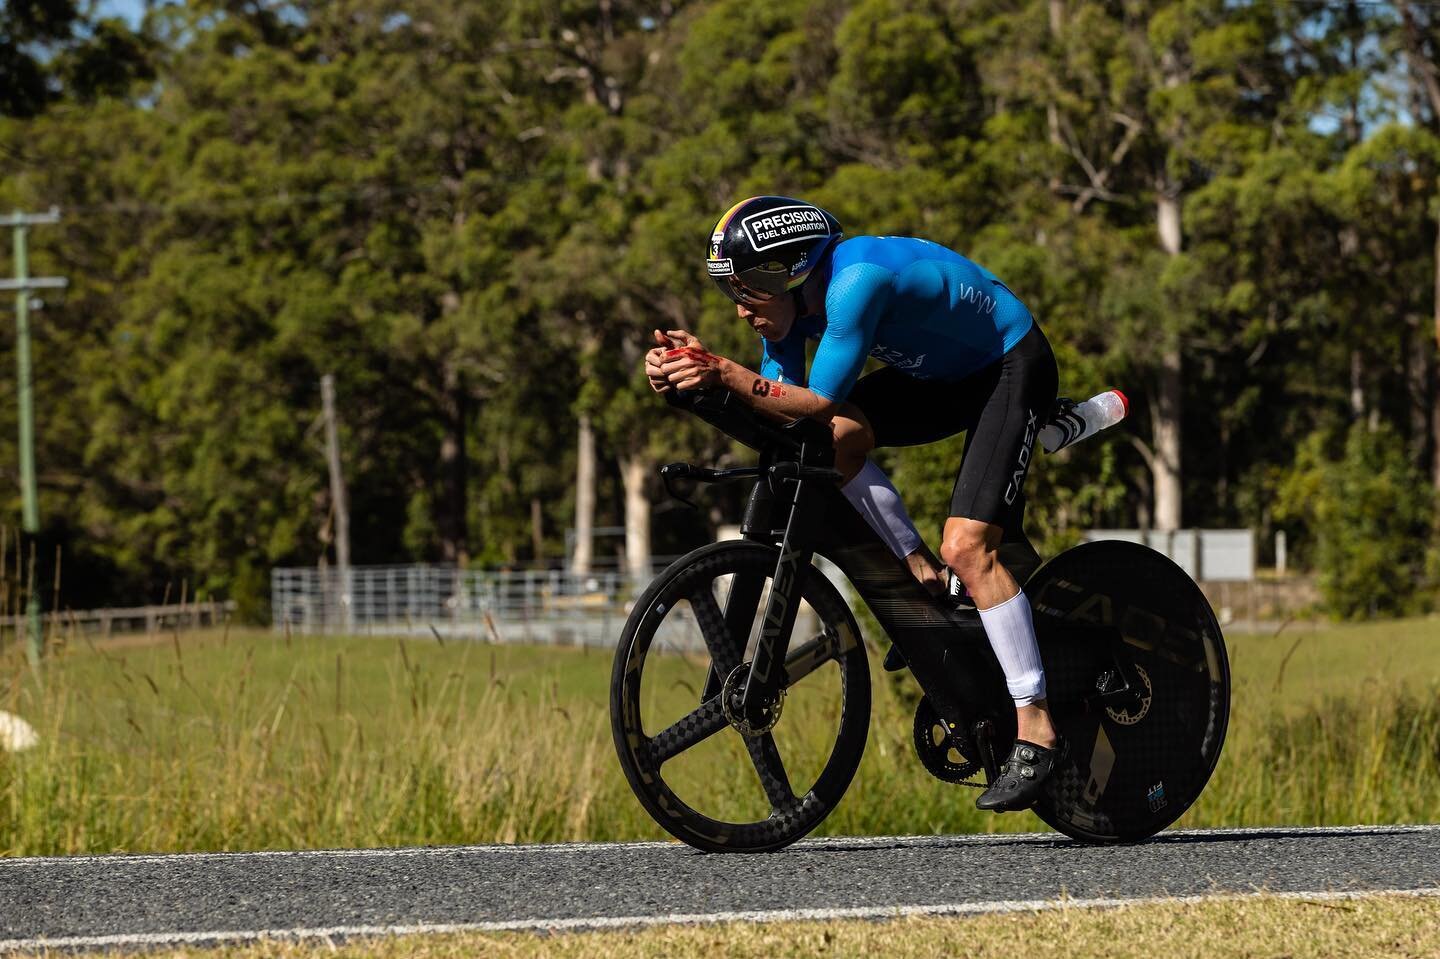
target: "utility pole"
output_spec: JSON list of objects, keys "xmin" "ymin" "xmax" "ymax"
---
[
  {"xmin": 320, "ymin": 374, "xmax": 352, "ymax": 631},
  {"xmin": 1, "ymin": 208, "xmax": 66, "ymax": 667}
]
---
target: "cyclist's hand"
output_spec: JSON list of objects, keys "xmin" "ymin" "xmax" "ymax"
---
[
  {"xmin": 645, "ymin": 329, "xmax": 672, "ymax": 393},
  {"xmin": 660, "ymin": 339, "xmax": 724, "ymax": 391},
  {"xmin": 663, "ymin": 329, "xmax": 707, "ymax": 353}
]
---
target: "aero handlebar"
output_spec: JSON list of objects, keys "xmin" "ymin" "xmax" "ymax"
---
[{"xmin": 662, "ymin": 387, "xmax": 834, "ymax": 461}]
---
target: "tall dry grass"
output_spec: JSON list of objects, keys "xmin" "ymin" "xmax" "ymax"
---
[
  {"xmin": 1, "ymin": 633, "xmax": 641, "ymax": 854},
  {"xmin": 2, "ymin": 621, "xmax": 1439, "ymax": 856}
]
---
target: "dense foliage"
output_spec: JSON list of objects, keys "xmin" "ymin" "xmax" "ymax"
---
[
  {"xmin": 1, "ymin": 0, "xmax": 1437, "ymax": 618},
  {"xmin": 1278, "ymin": 424, "xmax": 1436, "ymax": 619}
]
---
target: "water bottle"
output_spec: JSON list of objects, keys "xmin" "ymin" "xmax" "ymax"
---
[{"xmin": 1038, "ymin": 390, "xmax": 1129, "ymax": 454}]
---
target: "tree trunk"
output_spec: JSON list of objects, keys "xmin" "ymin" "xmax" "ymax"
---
[
  {"xmin": 438, "ymin": 368, "xmax": 469, "ymax": 565},
  {"xmin": 1349, "ymin": 349, "xmax": 1366, "ymax": 421},
  {"xmin": 1434, "ymin": 201, "xmax": 1440, "ymax": 487},
  {"xmin": 1153, "ymin": 188, "xmax": 1184, "ymax": 531},
  {"xmin": 571, "ymin": 412, "xmax": 596, "ymax": 575},
  {"xmin": 1407, "ymin": 320, "xmax": 1430, "ymax": 463},
  {"xmin": 1432, "ymin": 381, "xmax": 1440, "ymax": 491},
  {"xmin": 1396, "ymin": 1, "xmax": 1440, "ymax": 485},
  {"xmin": 531, "ymin": 497, "xmax": 545, "ymax": 563},
  {"xmin": 619, "ymin": 451, "xmax": 653, "ymax": 584},
  {"xmin": 1153, "ymin": 346, "xmax": 1183, "ymax": 531},
  {"xmin": 1047, "ymin": 0, "xmax": 1064, "ymax": 153}
]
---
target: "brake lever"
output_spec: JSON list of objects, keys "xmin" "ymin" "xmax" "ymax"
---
[
  {"xmin": 659, "ymin": 462, "xmax": 700, "ymax": 510},
  {"xmin": 659, "ymin": 462, "xmax": 765, "ymax": 509},
  {"xmin": 768, "ymin": 463, "xmax": 844, "ymax": 485}
]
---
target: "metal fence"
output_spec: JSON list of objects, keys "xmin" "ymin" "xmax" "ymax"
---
[
  {"xmin": 1082, "ymin": 528, "xmax": 1255, "ymax": 582},
  {"xmin": 269, "ymin": 558, "xmax": 841, "ymax": 651},
  {"xmin": 0, "ymin": 601, "xmax": 236, "ymax": 643},
  {"xmin": 271, "ymin": 546, "xmax": 1304, "ymax": 652},
  {"xmin": 271, "ymin": 563, "xmax": 685, "ymax": 647}
]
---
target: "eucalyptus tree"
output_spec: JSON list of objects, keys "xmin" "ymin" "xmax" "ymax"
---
[
  {"xmin": 984, "ymin": 0, "xmax": 1298, "ymax": 530},
  {"xmin": 1394, "ymin": 0, "xmax": 1440, "ymax": 486},
  {"xmin": 491, "ymin": 0, "xmax": 703, "ymax": 577},
  {"xmin": 66, "ymin": 1, "xmax": 552, "ymax": 609},
  {"xmin": 0, "ymin": 0, "xmax": 153, "ymax": 118}
]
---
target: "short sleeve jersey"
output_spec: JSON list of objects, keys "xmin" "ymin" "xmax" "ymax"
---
[{"xmin": 757, "ymin": 236, "xmax": 1035, "ymax": 402}]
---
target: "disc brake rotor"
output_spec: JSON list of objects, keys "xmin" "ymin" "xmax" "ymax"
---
[{"xmin": 721, "ymin": 663, "xmax": 785, "ymax": 737}]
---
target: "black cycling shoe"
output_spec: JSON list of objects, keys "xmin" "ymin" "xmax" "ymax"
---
[{"xmin": 974, "ymin": 738, "xmax": 1067, "ymax": 812}]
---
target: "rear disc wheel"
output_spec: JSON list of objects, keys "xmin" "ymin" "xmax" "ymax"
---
[{"xmin": 1027, "ymin": 540, "xmax": 1230, "ymax": 842}]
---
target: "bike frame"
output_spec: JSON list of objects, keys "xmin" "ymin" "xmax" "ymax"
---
[{"xmin": 664, "ymin": 388, "xmax": 1018, "ymax": 768}]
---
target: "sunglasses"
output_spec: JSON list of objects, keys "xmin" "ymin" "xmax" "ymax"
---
[{"xmin": 711, "ymin": 264, "xmax": 788, "ymax": 306}]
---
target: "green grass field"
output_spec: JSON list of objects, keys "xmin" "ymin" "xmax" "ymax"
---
[{"xmin": 1, "ymin": 613, "xmax": 1438, "ymax": 856}]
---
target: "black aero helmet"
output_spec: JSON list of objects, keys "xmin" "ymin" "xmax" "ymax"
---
[{"xmin": 707, "ymin": 195, "xmax": 842, "ymax": 305}]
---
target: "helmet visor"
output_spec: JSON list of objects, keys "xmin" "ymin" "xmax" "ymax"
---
[{"xmin": 708, "ymin": 262, "xmax": 789, "ymax": 306}]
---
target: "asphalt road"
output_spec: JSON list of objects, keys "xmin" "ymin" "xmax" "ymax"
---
[{"xmin": 2, "ymin": 825, "xmax": 1438, "ymax": 951}]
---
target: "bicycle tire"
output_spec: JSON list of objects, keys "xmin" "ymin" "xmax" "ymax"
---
[
  {"xmin": 611, "ymin": 540, "xmax": 871, "ymax": 853},
  {"xmin": 1026, "ymin": 540, "xmax": 1230, "ymax": 843}
]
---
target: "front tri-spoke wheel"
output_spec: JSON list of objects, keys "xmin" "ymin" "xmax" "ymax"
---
[{"xmin": 610, "ymin": 540, "xmax": 870, "ymax": 853}]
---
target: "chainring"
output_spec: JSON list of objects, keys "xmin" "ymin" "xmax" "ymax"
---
[{"xmin": 912, "ymin": 696, "xmax": 983, "ymax": 786}]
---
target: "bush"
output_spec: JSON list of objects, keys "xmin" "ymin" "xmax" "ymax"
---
[{"xmin": 1277, "ymin": 424, "xmax": 1435, "ymax": 619}]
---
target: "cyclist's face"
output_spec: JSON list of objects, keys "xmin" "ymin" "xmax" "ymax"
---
[{"xmin": 735, "ymin": 294, "xmax": 795, "ymax": 342}]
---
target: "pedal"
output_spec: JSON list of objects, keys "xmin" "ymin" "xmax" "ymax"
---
[
  {"xmin": 946, "ymin": 571, "xmax": 977, "ymax": 610},
  {"xmin": 882, "ymin": 643, "xmax": 908, "ymax": 672},
  {"xmin": 972, "ymin": 719, "xmax": 1002, "ymax": 780}
]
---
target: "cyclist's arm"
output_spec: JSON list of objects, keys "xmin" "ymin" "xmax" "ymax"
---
[
  {"xmin": 713, "ymin": 331, "xmax": 829, "ymax": 420},
  {"xmin": 805, "ymin": 263, "xmax": 891, "ymax": 403},
  {"xmin": 720, "ymin": 264, "xmax": 890, "ymax": 416},
  {"xmin": 722, "ymin": 268, "xmax": 892, "ymax": 418},
  {"xmin": 660, "ymin": 327, "xmax": 838, "ymax": 421},
  {"xmin": 714, "ymin": 358, "xmax": 839, "ymax": 421}
]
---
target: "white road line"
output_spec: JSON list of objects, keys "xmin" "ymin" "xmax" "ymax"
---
[
  {"xmin": 2, "ymin": 887, "xmax": 1438, "ymax": 952},
  {"xmin": 2, "ymin": 824, "xmax": 1434, "ymax": 869}
]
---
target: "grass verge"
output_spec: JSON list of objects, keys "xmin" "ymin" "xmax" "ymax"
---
[
  {"xmin": 1, "ymin": 615, "xmax": 1439, "ymax": 855},
  {"xmin": 39, "ymin": 893, "xmax": 1440, "ymax": 959}
]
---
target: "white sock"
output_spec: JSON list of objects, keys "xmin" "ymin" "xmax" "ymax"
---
[
  {"xmin": 977, "ymin": 590, "xmax": 1046, "ymax": 706},
  {"xmin": 840, "ymin": 459, "xmax": 922, "ymax": 560}
]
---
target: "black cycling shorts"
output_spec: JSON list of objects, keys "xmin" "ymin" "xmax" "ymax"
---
[{"xmin": 846, "ymin": 322, "xmax": 1058, "ymax": 532}]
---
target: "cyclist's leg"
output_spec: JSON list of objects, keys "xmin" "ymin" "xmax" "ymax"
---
[
  {"xmin": 933, "ymin": 324, "xmax": 1060, "ymax": 807},
  {"xmin": 938, "ymin": 321, "xmax": 1056, "ymax": 613},
  {"xmin": 842, "ymin": 367, "xmax": 973, "ymax": 593},
  {"xmin": 828, "ymin": 403, "xmax": 876, "ymax": 482},
  {"xmin": 828, "ymin": 401, "xmax": 923, "ymax": 569},
  {"xmin": 997, "ymin": 500, "xmax": 1043, "ymax": 584}
]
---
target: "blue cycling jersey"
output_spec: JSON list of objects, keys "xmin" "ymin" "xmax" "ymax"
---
[{"xmin": 757, "ymin": 236, "xmax": 1035, "ymax": 402}]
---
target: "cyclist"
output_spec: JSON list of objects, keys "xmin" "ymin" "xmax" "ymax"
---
[{"xmin": 644, "ymin": 195, "xmax": 1060, "ymax": 811}]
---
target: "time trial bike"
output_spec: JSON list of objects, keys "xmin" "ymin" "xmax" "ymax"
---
[{"xmin": 610, "ymin": 387, "xmax": 1229, "ymax": 852}]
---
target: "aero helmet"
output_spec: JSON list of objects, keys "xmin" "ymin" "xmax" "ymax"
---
[{"xmin": 706, "ymin": 195, "xmax": 842, "ymax": 305}]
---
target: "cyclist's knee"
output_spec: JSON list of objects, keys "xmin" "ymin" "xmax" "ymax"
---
[{"xmin": 940, "ymin": 521, "xmax": 999, "ymax": 582}]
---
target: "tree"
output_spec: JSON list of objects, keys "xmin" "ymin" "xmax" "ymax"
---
[
  {"xmin": 1278, "ymin": 424, "xmax": 1435, "ymax": 618},
  {"xmin": 1, "ymin": 1, "xmax": 153, "ymax": 118}
]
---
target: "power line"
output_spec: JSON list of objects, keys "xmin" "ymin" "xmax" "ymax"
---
[{"xmin": 0, "ymin": 207, "xmax": 67, "ymax": 668}]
